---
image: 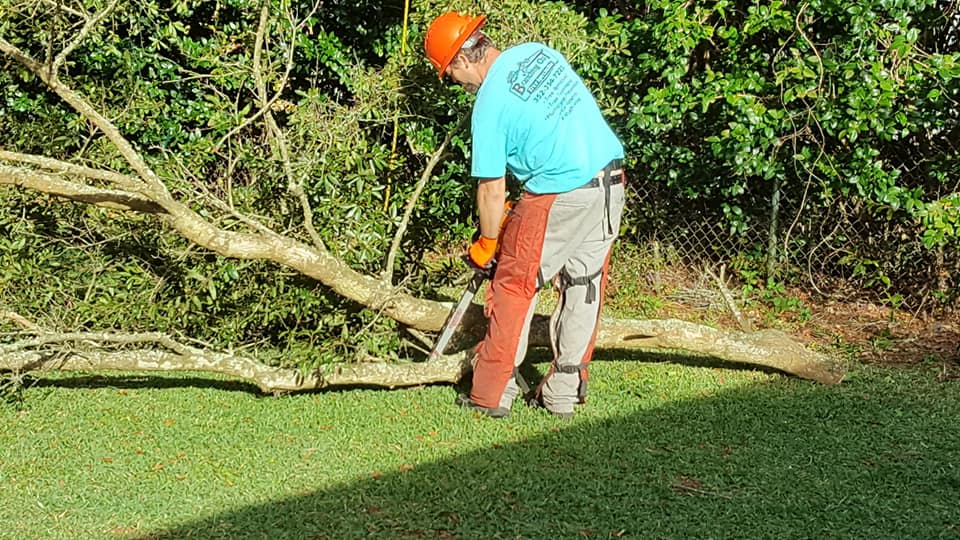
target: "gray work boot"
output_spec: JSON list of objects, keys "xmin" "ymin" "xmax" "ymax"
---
[
  {"xmin": 530, "ymin": 396, "xmax": 574, "ymax": 419},
  {"xmin": 455, "ymin": 394, "xmax": 510, "ymax": 418}
]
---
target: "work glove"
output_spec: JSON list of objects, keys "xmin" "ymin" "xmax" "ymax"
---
[
  {"xmin": 465, "ymin": 201, "xmax": 513, "ymax": 278},
  {"xmin": 466, "ymin": 234, "xmax": 497, "ymax": 278}
]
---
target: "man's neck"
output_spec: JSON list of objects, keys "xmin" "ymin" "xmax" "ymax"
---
[{"xmin": 476, "ymin": 47, "xmax": 501, "ymax": 83}]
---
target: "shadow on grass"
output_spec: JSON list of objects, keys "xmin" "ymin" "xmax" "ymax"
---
[
  {"xmin": 592, "ymin": 348, "xmax": 794, "ymax": 374},
  {"xmin": 27, "ymin": 373, "xmax": 263, "ymax": 394},
  {"xmin": 137, "ymin": 370, "xmax": 960, "ymax": 540}
]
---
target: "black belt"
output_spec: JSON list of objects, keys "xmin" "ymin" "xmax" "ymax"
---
[
  {"xmin": 580, "ymin": 173, "xmax": 624, "ymax": 189},
  {"xmin": 578, "ymin": 159, "xmax": 624, "ymax": 189}
]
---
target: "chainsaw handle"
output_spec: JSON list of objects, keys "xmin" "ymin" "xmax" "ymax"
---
[{"xmin": 463, "ymin": 253, "xmax": 496, "ymax": 280}]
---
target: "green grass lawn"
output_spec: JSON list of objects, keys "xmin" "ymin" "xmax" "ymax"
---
[{"xmin": 2, "ymin": 357, "xmax": 958, "ymax": 539}]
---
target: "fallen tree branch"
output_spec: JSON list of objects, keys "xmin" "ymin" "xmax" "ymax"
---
[
  {"xmin": 589, "ymin": 318, "xmax": 844, "ymax": 385},
  {"xmin": 0, "ymin": 327, "xmax": 471, "ymax": 393},
  {"xmin": 0, "ymin": 330, "xmax": 196, "ymax": 355},
  {"xmin": 0, "ymin": 150, "xmax": 143, "ymax": 191},
  {"xmin": 453, "ymin": 309, "xmax": 845, "ymax": 385},
  {"xmin": 0, "ymin": 312, "xmax": 844, "ymax": 392},
  {"xmin": 0, "ymin": 164, "xmax": 165, "ymax": 213},
  {"xmin": 0, "ymin": 348, "xmax": 472, "ymax": 394},
  {"xmin": 0, "ymin": 130, "xmax": 842, "ymax": 385}
]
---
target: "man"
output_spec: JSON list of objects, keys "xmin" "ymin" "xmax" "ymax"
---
[{"xmin": 424, "ymin": 12, "xmax": 626, "ymax": 419}]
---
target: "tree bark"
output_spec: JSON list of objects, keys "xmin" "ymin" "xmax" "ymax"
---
[
  {"xmin": 0, "ymin": 313, "xmax": 843, "ymax": 393},
  {"xmin": 0, "ymin": 349, "xmax": 473, "ymax": 394}
]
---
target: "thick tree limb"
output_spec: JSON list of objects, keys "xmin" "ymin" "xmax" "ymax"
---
[
  {"xmin": 0, "ymin": 150, "xmax": 144, "ymax": 190},
  {"xmin": 454, "ymin": 311, "xmax": 845, "ymax": 385},
  {"xmin": 588, "ymin": 318, "xmax": 844, "ymax": 385},
  {"xmin": 0, "ymin": 349, "xmax": 472, "ymax": 394},
  {"xmin": 0, "ymin": 329, "xmax": 472, "ymax": 393},
  {"xmin": 0, "ymin": 164, "xmax": 164, "ymax": 213},
  {"xmin": 0, "ymin": 315, "xmax": 842, "ymax": 392}
]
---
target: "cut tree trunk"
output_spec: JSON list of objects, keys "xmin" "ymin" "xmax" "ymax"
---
[{"xmin": 0, "ymin": 312, "xmax": 844, "ymax": 393}]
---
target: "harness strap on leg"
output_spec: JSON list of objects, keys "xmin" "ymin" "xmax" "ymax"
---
[
  {"xmin": 513, "ymin": 367, "xmax": 531, "ymax": 396},
  {"xmin": 552, "ymin": 362, "xmax": 589, "ymax": 400},
  {"xmin": 560, "ymin": 268, "xmax": 603, "ymax": 304}
]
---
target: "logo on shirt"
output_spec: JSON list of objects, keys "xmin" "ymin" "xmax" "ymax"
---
[
  {"xmin": 507, "ymin": 49, "xmax": 557, "ymax": 101},
  {"xmin": 506, "ymin": 48, "xmax": 582, "ymax": 120}
]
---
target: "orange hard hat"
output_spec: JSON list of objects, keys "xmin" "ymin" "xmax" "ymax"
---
[{"xmin": 424, "ymin": 12, "xmax": 486, "ymax": 78}]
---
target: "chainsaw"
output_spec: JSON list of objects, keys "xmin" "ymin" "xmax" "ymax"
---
[
  {"xmin": 427, "ymin": 201, "xmax": 512, "ymax": 361},
  {"xmin": 427, "ymin": 271, "xmax": 486, "ymax": 361}
]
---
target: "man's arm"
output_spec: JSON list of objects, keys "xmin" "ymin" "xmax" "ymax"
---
[{"xmin": 476, "ymin": 176, "xmax": 507, "ymax": 239}]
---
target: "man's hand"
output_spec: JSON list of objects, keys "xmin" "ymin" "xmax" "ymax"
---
[
  {"xmin": 467, "ymin": 235, "xmax": 497, "ymax": 274},
  {"xmin": 466, "ymin": 184, "xmax": 512, "ymax": 278}
]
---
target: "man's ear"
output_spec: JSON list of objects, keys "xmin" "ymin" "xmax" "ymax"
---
[{"xmin": 448, "ymin": 53, "xmax": 467, "ymax": 70}]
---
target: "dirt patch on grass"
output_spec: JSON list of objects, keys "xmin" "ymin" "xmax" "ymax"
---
[
  {"xmin": 799, "ymin": 297, "xmax": 960, "ymax": 366},
  {"xmin": 608, "ymin": 261, "xmax": 960, "ymax": 368}
]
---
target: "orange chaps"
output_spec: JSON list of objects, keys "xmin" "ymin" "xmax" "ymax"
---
[{"xmin": 469, "ymin": 174, "xmax": 625, "ymax": 414}]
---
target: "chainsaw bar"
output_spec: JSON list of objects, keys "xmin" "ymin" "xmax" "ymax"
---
[{"xmin": 428, "ymin": 273, "xmax": 485, "ymax": 361}]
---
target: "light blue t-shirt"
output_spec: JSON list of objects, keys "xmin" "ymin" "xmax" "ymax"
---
[{"xmin": 470, "ymin": 42, "xmax": 624, "ymax": 194}]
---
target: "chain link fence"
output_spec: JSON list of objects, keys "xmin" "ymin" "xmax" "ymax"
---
[{"xmin": 622, "ymin": 176, "xmax": 960, "ymax": 311}]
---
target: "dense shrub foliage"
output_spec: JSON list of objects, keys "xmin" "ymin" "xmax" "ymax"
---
[
  {"xmin": 1, "ymin": 1, "xmax": 957, "ymax": 365},
  {"xmin": 607, "ymin": 0, "xmax": 959, "ymax": 301}
]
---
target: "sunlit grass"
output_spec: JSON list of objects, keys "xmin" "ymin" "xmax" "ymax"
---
[{"xmin": 1, "ymin": 361, "xmax": 958, "ymax": 539}]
